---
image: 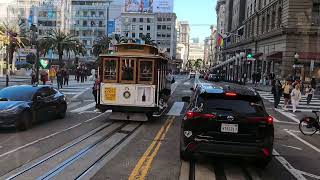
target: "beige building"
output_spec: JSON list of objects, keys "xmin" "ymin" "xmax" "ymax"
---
[
  {"xmin": 214, "ymin": 0, "xmax": 320, "ymax": 83},
  {"xmin": 189, "ymin": 39, "xmax": 204, "ymax": 61}
]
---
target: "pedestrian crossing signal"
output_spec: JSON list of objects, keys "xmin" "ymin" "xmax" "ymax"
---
[
  {"xmin": 246, "ymin": 53, "xmax": 253, "ymax": 58},
  {"xmin": 39, "ymin": 59, "xmax": 49, "ymax": 69}
]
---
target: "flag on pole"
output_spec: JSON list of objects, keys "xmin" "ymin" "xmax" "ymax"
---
[{"xmin": 217, "ymin": 34, "xmax": 224, "ymax": 47}]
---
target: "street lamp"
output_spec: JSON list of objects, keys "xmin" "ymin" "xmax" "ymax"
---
[
  {"xmin": 106, "ymin": 0, "xmax": 113, "ymax": 52},
  {"xmin": 293, "ymin": 52, "xmax": 300, "ymax": 79}
]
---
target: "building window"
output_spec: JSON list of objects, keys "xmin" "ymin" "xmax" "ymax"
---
[
  {"xmin": 147, "ymin": 25, "xmax": 150, "ymax": 31},
  {"xmin": 139, "ymin": 25, "xmax": 143, "ymax": 30},
  {"xmin": 162, "ymin": 34, "xmax": 166, "ymax": 37},
  {"xmin": 139, "ymin": 33, "xmax": 143, "ymax": 38},
  {"xmin": 278, "ymin": 8, "xmax": 282, "ymax": 27},
  {"xmin": 83, "ymin": 40, "xmax": 87, "ymax": 45},
  {"xmin": 140, "ymin": 18, "xmax": 143, "ymax": 22},
  {"xmin": 147, "ymin": 18, "xmax": 151, "ymax": 23},
  {"xmin": 133, "ymin": 18, "xmax": 136, "ymax": 22},
  {"xmin": 83, "ymin": 11, "xmax": 88, "ymax": 16},
  {"xmin": 158, "ymin": 18, "xmax": 162, "ymax": 21},
  {"xmin": 91, "ymin": 21, "xmax": 95, "ymax": 27},
  {"xmin": 91, "ymin": 11, "xmax": 96, "ymax": 17},
  {"xmin": 252, "ymin": 20, "xmax": 255, "ymax": 35},
  {"xmin": 167, "ymin": 34, "xmax": 171, "ymax": 37},
  {"xmin": 132, "ymin": 25, "xmax": 136, "ymax": 30},
  {"xmin": 167, "ymin": 18, "xmax": 171, "ymax": 21},
  {"xmin": 83, "ymin": 20, "xmax": 87, "ymax": 26},
  {"xmin": 162, "ymin": 25, "xmax": 166, "ymax": 29},
  {"xmin": 157, "ymin": 33, "xmax": 161, "ymax": 37},
  {"xmin": 146, "ymin": 33, "xmax": 151, "ymax": 38},
  {"xmin": 99, "ymin": 21, "xmax": 103, "ymax": 27},
  {"xmin": 132, "ymin": 33, "xmax": 136, "ymax": 38},
  {"xmin": 271, "ymin": 11, "xmax": 276, "ymax": 29},
  {"xmin": 266, "ymin": 14, "xmax": 270, "ymax": 32},
  {"xmin": 261, "ymin": 17, "xmax": 265, "ymax": 33},
  {"xmin": 167, "ymin": 48, "xmax": 170, "ymax": 52},
  {"xmin": 157, "ymin": 25, "xmax": 161, "ymax": 30},
  {"xmin": 99, "ymin": 11, "xmax": 104, "ymax": 17},
  {"xmin": 167, "ymin": 25, "xmax": 171, "ymax": 30}
]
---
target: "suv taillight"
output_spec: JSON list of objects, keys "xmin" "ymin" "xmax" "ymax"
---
[
  {"xmin": 249, "ymin": 116, "xmax": 273, "ymax": 125},
  {"xmin": 185, "ymin": 111, "xmax": 216, "ymax": 120}
]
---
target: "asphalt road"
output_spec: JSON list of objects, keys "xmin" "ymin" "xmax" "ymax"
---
[{"xmin": 0, "ymin": 76, "xmax": 319, "ymax": 180}]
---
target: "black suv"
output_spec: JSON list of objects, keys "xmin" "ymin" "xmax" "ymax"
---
[{"xmin": 181, "ymin": 83, "xmax": 274, "ymax": 168}]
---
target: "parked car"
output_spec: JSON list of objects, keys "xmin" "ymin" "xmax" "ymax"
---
[
  {"xmin": 0, "ymin": 85, "xmax": 67, "ymax": 130},
  {"xmin": 208, "ymin": 74, "xmax": 219, "ymax": 82},
  {"xmin": 181, "ymin": 83, "xmax": 274, "ymax": 168}
]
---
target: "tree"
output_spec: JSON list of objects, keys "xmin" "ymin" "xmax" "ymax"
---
[
  {"xmin": 92, "ymin": 35, "xmax": 111, "ymax": 57},
  {"xmin": 42, "ymin": 29, "xmax": 81, "ymax": 67},
  {"xmin": 186, "ymin": 59, "xmax": 195, "ymax": 70},
  {"xmin": 0, "ymin": 21, "xmax": 27, "ymax": 66},
  {"xmin": 194, "ymin": 59, "xmax": 203, "ymax": 70}
]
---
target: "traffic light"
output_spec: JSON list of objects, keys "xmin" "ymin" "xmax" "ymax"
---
[
  {"xmin": 39, "ymin": 59, "xmax": 49, "ymax": 69},
  {"xmin": 246, "ymin": 53, "xmax": 253, "ymax": 59}
]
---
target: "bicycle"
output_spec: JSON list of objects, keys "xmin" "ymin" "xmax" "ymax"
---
[{"xmin": 299, "ymin": 110, "xmax": 320, "ymax": 136}]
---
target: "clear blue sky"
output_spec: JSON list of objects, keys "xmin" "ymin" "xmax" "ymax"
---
[{"xmin": 174, "ymin": 0, "xmax": 217, "ymax": 41}]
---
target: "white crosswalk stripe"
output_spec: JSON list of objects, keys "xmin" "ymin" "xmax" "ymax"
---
[
  {"xmin": 258, "ymin": 91, "xmax": 320, "ymax": 112},
  {"xmin": 56, "ymin": 81, "xmax": 92, "ymax": 97}
]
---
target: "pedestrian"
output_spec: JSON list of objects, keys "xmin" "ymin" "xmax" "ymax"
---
[
  {"xmin": 256, "ymin": 72, "xmax": 261, "ymax": 86},
  {"xmin": 252, "ymin": 73, "xmax": 256, "ymax": 85},
  {"xmin": 56, "ymin": 69, "xmax": 63, "ymax": 89},
  {"xmin": 40, "ymin": 70, "xmax": 48, "ymax": 85},
  {"xmin": 311, "ymin": 77, "xmax": 317, "ymax": 89},
  {"xmin": 31, "ymin": 70, "xmax": 36, "ymax": 85},
  {"xmin": 92, "ymin": 74, "xmax": 100, "ymax": 110},
  {"xmin": 272, "ymin": 80, "xmax": 283, "ymax": 108},
  {"xmin": 76, "ymin": 67, "xmax": 80, "ymax": 83},
  {"xmin": 305, "ymin": 85, "xmax": 315, "ymax": 105},
  {"xmin": 64, "ymin": 69, "xmax": 69, "ymax": 86},
  {"xmin": 282, "ymin": 80, "xmax": 291, "ymax": 110},
  {"xmin": 84, "ymin": 67, "xmax": 88, "ymax": 81},
  {"xmin": 49, "ymin": 67, "xmax": 56, "ymax": 84},
  {"xmin": 291, "ymin": 84, "xmax": 302, "ymax": 113}
]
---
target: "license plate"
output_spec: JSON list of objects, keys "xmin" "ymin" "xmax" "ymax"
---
[
  {"xmin": 221, "ymin": 123, "xmax": 238, "ymax": 133},
  {"xmin": 104, "ymin": 87, "xmax": 116, "ymax": 101}
]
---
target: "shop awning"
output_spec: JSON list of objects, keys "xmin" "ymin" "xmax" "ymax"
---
[
  {"xmin": 298, "ymin": 52, "xmax": 320, "ymax": 60},
  {"xmin": 253, "ymin": 52, "xmax": 263, "ymax": 58},
  {"xmin": 266, "ymin": 51, "xmax": 282, "ymax": 61}
]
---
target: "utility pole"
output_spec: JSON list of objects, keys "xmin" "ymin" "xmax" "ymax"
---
[{"xmin": 106, "ymin": 0, "xmax": 112, "ymax": 53}]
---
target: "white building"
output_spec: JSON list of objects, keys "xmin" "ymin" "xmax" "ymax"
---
[
  {"xmin": 176, "ymin": 21, "xmax": 190, "ymax": 67},
  {"xmin": 189, "ymin": 39, "xmax": 204, "ymax": 61}
]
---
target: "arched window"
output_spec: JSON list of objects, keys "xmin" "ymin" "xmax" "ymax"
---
[
  {"xmin": 261, "ymin": 17, "xmax": 265, "ymax": 33},
  {"xmin": 266, "ymin": 14, "xmax": 270, "ymax": 32}
]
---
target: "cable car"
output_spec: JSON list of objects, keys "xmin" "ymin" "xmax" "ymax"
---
[{"xmin": 97, "ymin": 43, "xmax": 171, "ymax": 121}]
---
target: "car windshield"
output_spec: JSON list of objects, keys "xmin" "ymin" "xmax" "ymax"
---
[{"xmin": 0, "ymin": 87, "xmax": 35, "ymax": 101}]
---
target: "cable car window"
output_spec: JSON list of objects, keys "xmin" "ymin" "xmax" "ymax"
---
[
  {"xmin": 103, "ymin": 58, "xmax": 118, "ymax": 83},
  {"xmin": 139, "ymin": 59, "xmax": 154, "ymax": 83},
  {"xmin": 120, "ymin": 58, "xmax": 136, "ymax": 83}
]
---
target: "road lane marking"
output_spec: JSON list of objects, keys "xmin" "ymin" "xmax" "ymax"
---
[
  {"xmin": 167, "ymin": 102, "xmax": 185, "ymax": 116},
  {"xmin": 297, "ymin": 170, "xmax": 320, "ymax": 179},
  {"xmin": 70, "ymin": 102, "xmax": 96, "ymax": 113},
  {"xmin": 179, "ymin": 161, "xmax": 190, "ymax": 180},
  {"xmin": 70, "ymin": 88, "xmax": 90, "ymax": 101},
  {"xmin": 273, "ymin": 149, "xmax": 307, "ymax": 180},
  {"xmin": 284, "ymin": 129, "xmax": 320, "ymax": 135},
  {"xmin": 195, "ymin": 163, "xmax": 216, "ymax": 180},
  {"xmin": 279, "ymin": 144, "xmax": 303, "ymax": 151},
  {"xmin": 285, "ymin": 129, "xmax": 320, "ymax": 153},
  {"xmin": 0, "ymin": 113, "xmax": 106, "ymax": 158},
  {"xmin": 274, "ymin": 109, "xmax": 300, "ymax": 123},
  {"xmin": 129, "ymin": 116, "xmax": 174, "ymax": 180},
  {"xmin": 67, "ymin": 102, "xmax": 82, "ymax": 110},
  {"xmin": 224, "ymin": 163, "xmax": 246, "ymax": 180}
]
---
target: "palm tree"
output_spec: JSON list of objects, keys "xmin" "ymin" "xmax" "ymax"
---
[
  {"xmin": 194, "ymin": 59, "xmax": 203, "ymax": 70},
  {"xmin": 42, "ymin": 29, "xmax": 80, "ymax": 66},
  {"xmin": 141, "ymin": 34, "xmax": 156, "ymax": 46},
  {"xmin": 0, "ymin": 21, "xmax": 27, "ymax": 66},
  {"xmin": 92, "ymin": 35, "xmax": 111, "ymax": 57}
]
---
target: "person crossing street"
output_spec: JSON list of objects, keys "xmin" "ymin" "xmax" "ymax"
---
[
  {"xmin": 290, "ymin": 84, "xmax": 302, "ymax": 113},
  {"xmin": 56, "ymin": 69, "xmax": 63, "ymax": 89}
]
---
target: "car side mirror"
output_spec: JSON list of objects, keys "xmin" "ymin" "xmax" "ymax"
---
[{"xmin": 182, "ymin": 96, "xmax": 191, "ymax": 103}]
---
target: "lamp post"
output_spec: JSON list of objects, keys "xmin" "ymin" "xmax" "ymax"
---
[
  {"xmin": 106, "ymin": 0, "xmax": 113, "ymax": 53},
  {"xmin": 293, "ymin": 52, "xmax": 299, "ymax": 79}
]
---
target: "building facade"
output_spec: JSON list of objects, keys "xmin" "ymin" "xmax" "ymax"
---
[
  {"xmin": 178, "ymin": 21, "xmax": 190, "ymax": 67},
  {"xmin": 189, "ymin": 39, "xmax": 204, "ymax": 61},
  {"xmin": 119, "ymin": 12, "xmax": 177, "ymax": 58},
  {"xmin": 214, "ymin": 0, "xmax": 320, "ymax": 83},
  {"xmin": 215, "ymin": 0, "xmax": 226, "ymax": 63}
]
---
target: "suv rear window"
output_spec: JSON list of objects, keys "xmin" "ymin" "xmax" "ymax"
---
[{"xmin": 196, "ymin": 94, "xmax": 265, "ymax": 116}]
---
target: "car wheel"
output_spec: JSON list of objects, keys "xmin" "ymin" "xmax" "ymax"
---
[
  {"xmin": 16, "ymin": 111, "xmax": 32, "ymax": 131},
  {"xmin": 254, "ymin": 157, "xmax": 271, "ymax": 169},
  {"xmin": 57, "ymin": 103, "xmax": 67, "ymax": 119}
]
